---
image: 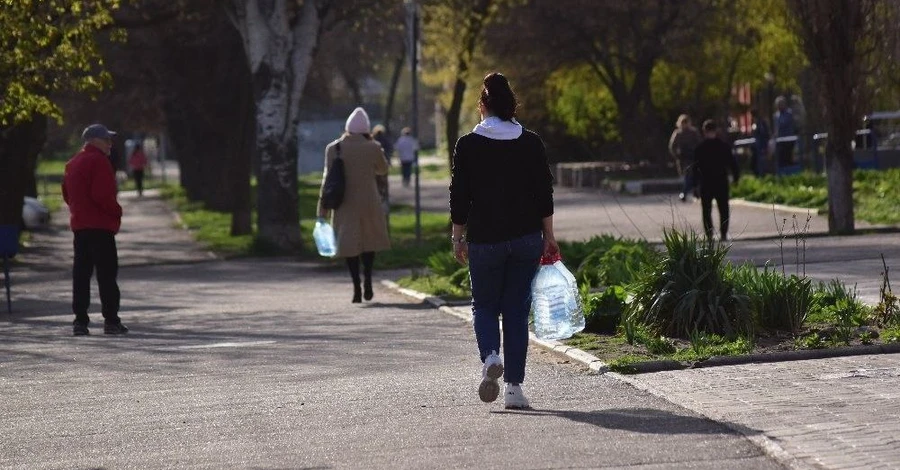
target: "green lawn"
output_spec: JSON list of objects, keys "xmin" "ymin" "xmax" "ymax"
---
[
  {"xmin": 158, "ymin": 174, "xmax": 450, "ymax": 268},
  {"xmin": 731, "ymin": 169, "xmax": 900, "ymax": 225}
]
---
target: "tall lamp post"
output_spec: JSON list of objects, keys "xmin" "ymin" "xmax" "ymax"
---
[{"xmin": 405, "ymin": 0, "xmax": 421, "ymax": 244}]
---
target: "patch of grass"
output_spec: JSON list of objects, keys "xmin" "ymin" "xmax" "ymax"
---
[
  {"xmin": 732, "ymin": 169, "xmax": 900, "ymax": 224},
  {"xmin": 388, "ymin": 163, "xmax": 449, "ymax": 181},
  {"xmin": 674, "ymin": 333, "xmax": 754, "ymax": 362},
  {"xmin": 396, "ymin": 273, "xmax": 469, "ymax": 299}
]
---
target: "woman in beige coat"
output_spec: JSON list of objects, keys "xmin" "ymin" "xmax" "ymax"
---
[{"xmin": 318, "ymin": 107, "xmax": 391, "ymax": 303}]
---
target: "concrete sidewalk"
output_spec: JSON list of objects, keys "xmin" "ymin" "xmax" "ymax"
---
[{"xmin": 1, "ymin": 194, "xmax": 781, "ymax": 469}]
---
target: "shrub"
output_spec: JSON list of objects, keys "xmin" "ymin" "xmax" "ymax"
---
[
  {"xmin": 583, "ymin": 285, "xmax": 627, "ymax": 334},
  {"xmin": 575, "ymin": 239, "xmax": 660, "ymax": 288},
  {"xmin": 630, "ymin": 229, "xmax": 751, "ymax": 338},
  {"xmin": 729, "ymin": 264, "xmax": 812, "ymax": 334},
  {"xmin": 427, "ymin": 251, "xmax": 461, "ymax": 277}
]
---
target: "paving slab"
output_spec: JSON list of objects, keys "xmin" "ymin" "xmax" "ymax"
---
[{"xmin": 624, "ymin": 355, "xmax": 900, "ymax": 470}]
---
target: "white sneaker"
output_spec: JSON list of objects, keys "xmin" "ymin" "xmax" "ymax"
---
[
  {"xmin": 504, "ymin": 383, "xmax": 531, "ymax": 409},
  {"xmin": 478, "ymin": 351, "xmax": 503, "ymax": 403}
]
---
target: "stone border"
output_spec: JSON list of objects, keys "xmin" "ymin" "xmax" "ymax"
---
[{"xmin": 730, "ymin": 198, "xmax": 820, "ymax": 215}]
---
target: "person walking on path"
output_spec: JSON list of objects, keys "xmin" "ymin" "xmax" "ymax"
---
[
  {"xmin": 693, "ymin": 119, "xmax": 740, "ymax": 241},
  {"xmin": 668, "ymin": 114, "xmax": 702, "ymax": 202},
  {"xmin": 62, "ymin": 124, "xmax": 128, "ymax": 336},
  {"xmin": 773, "ymin": 96, "xmax": 797, "ymax": 169},
  {"xmin": 394, "ymin": 127, "xmax": 419, "ymax": 188},
  {"xmin": 449, "ymin": 72, "xmax": 557, "ymax": 410},
  {"xmin": 372, "ymin": 125, "xmax": 393, "ymax": 165},
  {"xmin": 128, "ymin": 142, "xmax": 149, "ymax": 197},
  {"xmin": 318, "ymin": 107, "xmax": 391, "ymax": 303}
]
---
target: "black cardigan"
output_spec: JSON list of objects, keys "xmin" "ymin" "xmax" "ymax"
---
[{"xmin": 449, "ymin": 129, "xmax": 554, "ymax": 244}]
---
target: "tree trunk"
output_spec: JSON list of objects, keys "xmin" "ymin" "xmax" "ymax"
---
[
  {"xmin": 384, "ymin": 50, "xmax": 405, "ymax": 134},
  {"xmin": 0, "ymin": 118, "xmax": 47, "ymax": 227},
  {"xmin": 825, "ymin": 144, "xmax": 855, "ymax": 234},
  {"xmin": 227, "ymin": 0, "xmax": 322, "ymax": 252},
  {"xmin": 445, "ymin": 76, "xmax": 467, "ymax": 166}
]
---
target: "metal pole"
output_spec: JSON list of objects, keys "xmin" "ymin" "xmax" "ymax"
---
[{"xmin": 409, "ymin": 0, "xmax": 421, "ymax": 244}]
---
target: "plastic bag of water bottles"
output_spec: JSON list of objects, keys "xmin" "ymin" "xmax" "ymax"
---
[
  {"xmin": 313, "ymin": 218, "xmax": 336, "ymax": 257},
  {"xmin": 531, "ymin": 252, "xmax": 585, "ymax": 340}
]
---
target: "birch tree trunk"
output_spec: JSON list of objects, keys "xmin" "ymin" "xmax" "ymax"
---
[{"xmin": 225, "ymin": 0, "xmax": 322, "ymax": 251}]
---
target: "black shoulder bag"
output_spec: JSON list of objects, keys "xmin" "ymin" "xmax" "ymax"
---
[{"xmin": 321, "ymin": 143, "xmax": 346, "ymax": 210}]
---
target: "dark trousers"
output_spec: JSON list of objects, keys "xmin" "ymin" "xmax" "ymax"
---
[
  {"xmin": 701, "ymin": 190, "xmax": 731, "ymax": 240},
  {"xmin": 400, "ymin": 162, "xmax": 413, "ymax": 186},
  {"xmin": 776, "ymin": 141, "xmax": 795, "ymax": 168},
  {"xmin": 133, "ymin": 169, "xmax": 145, "ymax": 195},
  {"xmin": 73, "ymin": 229, "xmax": 120, "ymax": 325},
  {"xmin": 468, "ymin": 232, "xmax": 543, "ymax": 384}
]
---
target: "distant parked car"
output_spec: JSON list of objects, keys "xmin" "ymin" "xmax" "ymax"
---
[{"xmin": 22, "ymin": 197, "xmax": 50, "ymax": 230}]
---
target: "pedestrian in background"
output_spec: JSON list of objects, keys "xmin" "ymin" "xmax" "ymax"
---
[
  {"xmin": 693, "ymin": 119, "xmax": 740, "ymax": 241},
  {"xmin": 128, "ymin": 142, "xmax": 149, "ymax": 197},
  {"xmin": 62, "ymin": 124, "xmax": 127, "ymax": 336},
  {"xmin": 773, "ymin": 96, "xmax": 797, "ymax": 169},
  {"xmin": 372, "ymin": 125, "xmax": 393, "ymax": 165},
  {"xmin": 450, "ymin": 72, "xmax": 556, "ymax": 409},
  {"xmin": 668, "ymin": 114, "xmax": 702, "ymax": 202},
  {"xmin": 317, "ymin": 107, "xmax": 391, "ymax": 303},
  {"xmin": 750, "ymin": 109, "xmax": 770, "ymax": 176},
  {"xmin": 394, "ymin": 127, "xmax": 418, "ymax": 188}
]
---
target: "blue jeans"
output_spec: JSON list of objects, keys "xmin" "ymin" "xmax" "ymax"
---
[{"xmin": 468, "ymin": 232, "xmax": 543, "ymax": 384}]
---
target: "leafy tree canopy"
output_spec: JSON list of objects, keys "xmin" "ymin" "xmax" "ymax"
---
[{"xmin": 0, "ymin": 0, "xmax": 121, "ymax": 125}]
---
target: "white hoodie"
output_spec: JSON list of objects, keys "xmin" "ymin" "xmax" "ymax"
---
[{"xmin": 472, "ymin": 116, "xmax": 523, "ymax": 140}]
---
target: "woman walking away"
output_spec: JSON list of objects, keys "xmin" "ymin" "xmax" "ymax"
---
[
  {"xmin": 668, "ymin": 114, "xmax": 702, "ymax": 202},
  {"xmin": 129, "ymin": 143, "xmax": 149, "ymax": 197},
  {"xmin": 450, "ymin": 72, "xmax": 557, "ymax": 409},
  {"xmin": 318, "ymin": 107, "xmax": 391, "ymax": 303}
]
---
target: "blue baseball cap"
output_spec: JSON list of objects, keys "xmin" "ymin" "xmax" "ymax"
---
[{"xmin": 81, "ymin": 124, "xmax": 117, "ymax": 141}]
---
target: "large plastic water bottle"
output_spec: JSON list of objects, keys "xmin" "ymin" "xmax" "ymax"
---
[
  {"xmin": 313, "ymin": 218, "xmax": 336, "ymax": 257},
  {"xmin": 531, "ymin": 253, "xmax": 585, "ymax": 340}
]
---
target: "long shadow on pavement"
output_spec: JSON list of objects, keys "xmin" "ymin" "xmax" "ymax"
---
[{"xmin": 494, "ymin": 407, "xmax": 760, "ymax": 436}]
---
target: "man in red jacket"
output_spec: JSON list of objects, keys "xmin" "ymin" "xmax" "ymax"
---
[{"xmin": 62, "ymin": 124, "xmax": 127, "ymax": 336}]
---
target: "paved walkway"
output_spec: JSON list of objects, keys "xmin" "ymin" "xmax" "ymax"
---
[{"xmin": 1, "ymin": 186, "xmax": 782, "ymax": 469}]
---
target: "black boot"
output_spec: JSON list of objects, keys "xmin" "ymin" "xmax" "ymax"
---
[
  {"xmin": 364, "ymin": 278, "xmax": 373, "ymax": 301},
  {"xmin": 362, "ymin": 251, "xmax": 375, "ymax": 301},
  {"xmin": 352, "ymin": 284, "xmax": 362, "ymax": 303}
]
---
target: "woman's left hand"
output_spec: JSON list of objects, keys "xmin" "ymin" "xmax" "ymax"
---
[{"xmin": 453, "ymin": 240, "xmax": 468, "ymax": 265}]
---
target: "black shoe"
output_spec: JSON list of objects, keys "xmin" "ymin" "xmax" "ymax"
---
[
  {"xmin": 364, "ymin": 280, "xmax": 373, "ymax": 301},
  {"xmin": 352, "ymin": 286, "xmax": 362, "ymax": 303},
  {"xmin": 104, "ymin": 322, "xmax": 129, "ymax": 335},
  {"xmin": 73, "ymin": 322, "xmax": 90, "ymax": 336}
]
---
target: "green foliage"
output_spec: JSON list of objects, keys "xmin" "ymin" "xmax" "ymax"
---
[
  {"xmin": 795, "ymin": 332, "xmax": 825, "ymax": 350},
  {"xmin": 396, "ymin": 273, "xmax": 469, "ymax": 299},
  {"xmin": 576, "ymin": 241, "xmax": 660, "ymax": 289},
  {"xmin": 825, "ymin": 298, "xmax": 872, "ymax": 345},
  {"xmin": 427, "ymin": 251, "xmax": 461, "ymax": 277},
  {"xmin": 675, "ymin": 332, "xmax": 754, "ymax": 361},
  {"xmin": 0, "ymin": 0, "xmax": 121, "ymax": 124},
  {"xmin": 545, "ymin": 65, "xmax": 620, "ymax": 142},
  {"xmin": 882, "ymin": 327, "xmax": 900, "ymax": 343},
  {"xmin": 630, "ymin": 229, "xmax": 751, "ymax": 338},
  {"xmin": 729, "ymin": 264, "xmax": 812, "ymax": 333},
  {"xmin": 559, "ymin": 234, "xmax": 621, "ymax": 271},
  {"xmin": 583, "ymin": 286, "xmax": 627, "ymax": 334},
  {"xmin": 808, "ymin": 279, "xmax": 868, "ymax": 323},
  {"xmin": 732, "ymin": 169, "xmax": 900, "ymax": 225},
  {"xmin": 731, "ymin": 172, "xmax": 828, "ymax": 210},
  {"xmin": 645, "ymin": 335, "xmax": 677, "ymax": 355}
]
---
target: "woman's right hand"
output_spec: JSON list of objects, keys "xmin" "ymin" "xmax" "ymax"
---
[
  {"xmin": 453, "ymin": 241, "xmax": 468, "ymax": 265},
  {"xmin": 543, "ymin": 234, "xmax": 559, "ymax": 258}
]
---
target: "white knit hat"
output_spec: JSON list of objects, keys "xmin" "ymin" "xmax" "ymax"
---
[{"xmin": 345, "ymin": 107, "xmax": 371, "ymax": 134}]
